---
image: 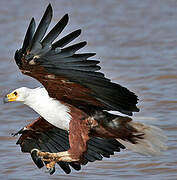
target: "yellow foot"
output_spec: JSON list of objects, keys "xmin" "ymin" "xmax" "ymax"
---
[
  {"xmin": 31, "ymin": 149, "xmax": 56, "ymax": 175},
  {"xmin": 31, "ymin": 149, "xmax": 80, "ymax": 174}
]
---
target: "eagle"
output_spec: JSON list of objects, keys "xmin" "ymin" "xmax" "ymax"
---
[{"xmin": 4, "ymin": 4, "xmax": 167, "ymax": 175}]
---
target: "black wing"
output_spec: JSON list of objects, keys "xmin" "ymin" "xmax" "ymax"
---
[
  {"xmin": 16, "ymin": 117, "xmax": 125, "ymax": 174},
  {"xmin": 14, "ymin": 4, "xmax": 139, "ymax": 115}
]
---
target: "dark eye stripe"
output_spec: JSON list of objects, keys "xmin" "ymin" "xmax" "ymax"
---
[{"xmin": 14, "ymin": 92, "xmax": 17, "ymax": 96}]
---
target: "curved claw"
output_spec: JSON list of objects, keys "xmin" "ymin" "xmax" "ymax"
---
[
  {"xmin": 45, "ymin": 161, "xmax": 56, "ymax": 175},
  {"xmin": 45, "ymin": 166, "xmax": 56, "ymax": 175},
  {"xmin": 31, "ymin": 149, "xmax": 44, "ymax": 168},
  {"xmin": 31, "ymin": 149, "xmax": 56, "ymax": 174}
]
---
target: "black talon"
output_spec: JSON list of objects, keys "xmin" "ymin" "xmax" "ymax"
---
[
  {"xmin": 46, "ymin": 166, "xmax": 56, "ymax": 175},
  {"xmin": 31, "ymin": 149, "xmax": 44, "ymax": 169},
  {"xmin": 44, "ymin": 161, "xmax": 56, "ymax": 175}
]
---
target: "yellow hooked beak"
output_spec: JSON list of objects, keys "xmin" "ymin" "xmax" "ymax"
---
[{"xmin": 3, "ymin": 92, "xmax": 18, "ymax": 103}]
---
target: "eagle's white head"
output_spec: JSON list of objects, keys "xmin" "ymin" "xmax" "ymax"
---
[
  {"xmin": 4, "ymin": 87, "xmax": 31, "ymax": 103},
  {"xmin": 4, "ymin": 87, "xmax": 50, "ymax": 105},
  {"xmin": 4, "ymin": 87, "xmax": 71, "ymax": 130}
]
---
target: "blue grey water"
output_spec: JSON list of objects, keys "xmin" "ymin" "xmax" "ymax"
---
[{"xmin": 0, "ymin": 0, "xmax": 177, "ymax": 179}]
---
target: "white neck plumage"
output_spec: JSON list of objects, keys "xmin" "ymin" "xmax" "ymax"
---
[{"xmin": 24, "ymin": 87, "xmax": 71, "ymax": 130}]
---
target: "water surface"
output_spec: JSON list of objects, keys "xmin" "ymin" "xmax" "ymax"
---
[{"xmin": 0, "ymin": 0, "xmax": 177, "ymax": 179}]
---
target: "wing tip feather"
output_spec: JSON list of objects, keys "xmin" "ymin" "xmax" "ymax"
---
[{"xmin": 47, "ymin": 3, "xmax": 53, "ymax": 13}]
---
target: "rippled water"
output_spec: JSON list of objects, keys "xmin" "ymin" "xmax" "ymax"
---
[{"xmin": 0, "ymin": 0, "xmax": 177, "ymax": 179}]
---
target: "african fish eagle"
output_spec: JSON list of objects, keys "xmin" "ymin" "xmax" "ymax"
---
[{"xmin": 3, "ymin": 4, "xmax": 167, "ymax": 175}]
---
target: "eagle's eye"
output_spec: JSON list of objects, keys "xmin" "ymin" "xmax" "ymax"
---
[{"xmin": 14, "ymin": 91, "xmax": 18, "ymax": 96}]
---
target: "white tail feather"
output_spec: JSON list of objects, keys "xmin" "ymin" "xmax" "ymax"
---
[{"xmin": 117, "ymin": 121, "xmax": 168, "ymax": 156}]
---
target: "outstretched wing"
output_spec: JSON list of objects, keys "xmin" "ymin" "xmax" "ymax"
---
[
  {"xmin": 16, "ymin": 117, "xmax": 125, "ymax": 174},
  {"xmin": 14, "ymin": 4, "xmax": 139, "ymax": 115}
]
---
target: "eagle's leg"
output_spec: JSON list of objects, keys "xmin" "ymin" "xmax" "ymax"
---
[
  {"xmin": 32, "ymin": 118, "xmax": 90, "ymax": 170},
  {"xmin": 37, "ymin": 151, "xmax": 81, "ymax": 163}
]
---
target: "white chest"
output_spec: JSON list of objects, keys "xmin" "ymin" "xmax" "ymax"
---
[{"xmin": 24, "ymin": 89, "xmax": 71, "ymax": 130}]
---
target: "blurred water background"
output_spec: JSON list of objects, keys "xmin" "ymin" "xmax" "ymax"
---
[{"xmin": 0, "ymin": 0, "xmax": 177, "ymax": 179}]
